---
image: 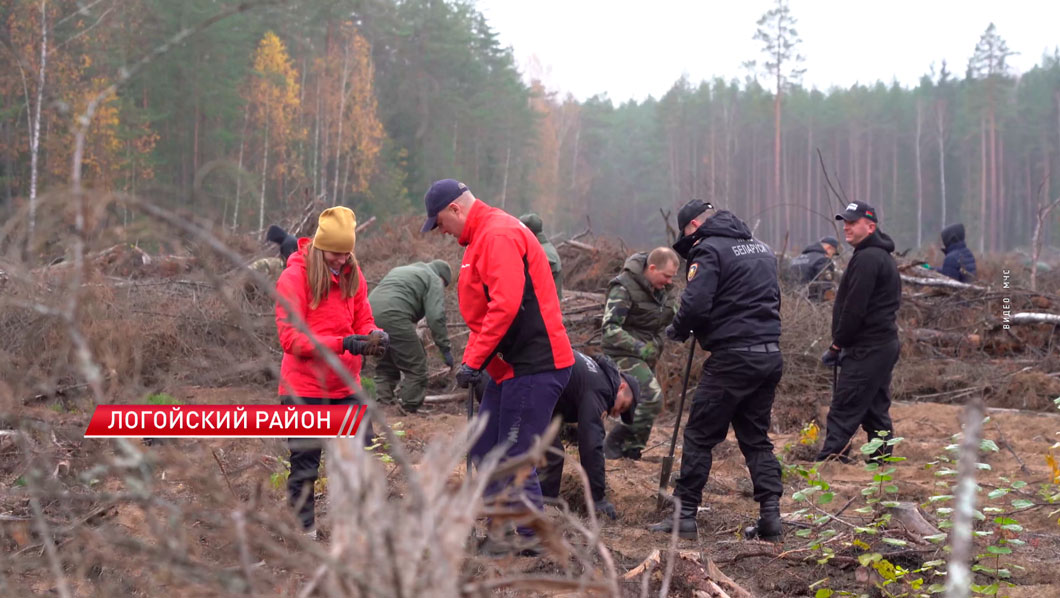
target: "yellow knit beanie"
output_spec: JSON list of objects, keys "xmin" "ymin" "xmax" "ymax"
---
[{"xmin": 312, "ymin": 207, "xmax": 357, "ymax": 253}]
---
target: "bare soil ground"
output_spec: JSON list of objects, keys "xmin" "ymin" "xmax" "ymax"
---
[{"xmin": 5, "ymin": 383, "xmax": 1057, "ymax": 597}]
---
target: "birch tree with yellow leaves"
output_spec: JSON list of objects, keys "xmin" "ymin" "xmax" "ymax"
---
[
  {"xmin": 245, "ymin": 31, "xmax": 301, "ymax": 232},
  {"xmin": 306, "ymin": 22, "xmax": 383, "ymax": 207}
]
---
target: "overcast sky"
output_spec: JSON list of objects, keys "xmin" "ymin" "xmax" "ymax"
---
[{"xmin": 474, "ymin": 0, "xmax": 1060, "ymax": 102}]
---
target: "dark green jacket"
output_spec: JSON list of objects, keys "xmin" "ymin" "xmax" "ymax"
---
[
  {"xmin": 368, "ymin": 261, "xmax": 451, "ymax": 353},
  {"xmin": 520, "ymin": 213, "xmax": 563, "ymax": 302},
  {"xmin": 601, "ymin": 252, "xmax": 677, "ymax": 362}
]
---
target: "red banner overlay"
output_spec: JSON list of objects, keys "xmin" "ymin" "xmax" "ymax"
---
[{"xmin": 84, "ymin": 405, "xmax": 367, "ymax": 438}]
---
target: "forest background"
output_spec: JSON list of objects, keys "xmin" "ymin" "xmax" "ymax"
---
[{"xmin": 2, "ymin": 0, "xmax": 1059, "ymax": 255}]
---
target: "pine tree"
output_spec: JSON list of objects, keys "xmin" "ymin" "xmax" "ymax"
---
[{"xmin": 751, "ymin": 0, "xmax": 805, "ymax": 240}]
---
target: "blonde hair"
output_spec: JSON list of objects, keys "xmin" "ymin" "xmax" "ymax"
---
[{"xmin": 306, "ymin": 246, "xmax": 359, "ymax": 309}]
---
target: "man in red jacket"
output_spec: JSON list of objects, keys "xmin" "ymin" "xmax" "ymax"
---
[{"xmin": 422, "ymin": 179, "xmax": 574, "ymax": 554}]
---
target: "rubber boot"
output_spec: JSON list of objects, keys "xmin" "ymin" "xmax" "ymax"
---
[
  {"xmin": 744, "ymin": 496, "xmax": 783, "ymax": 542},
  {"xmin": 603, "ymin": 423, "xmax": 635, "ymax": 460},
  {"xmin": 648, "ymin": 499, "xmax": 698, "ymax": 540}
]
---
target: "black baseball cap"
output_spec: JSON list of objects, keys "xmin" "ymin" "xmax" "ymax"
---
[
  {"xmin": 835, "ymin": 201, "xmax": 879, "ymax": 224},
  {"xmin": 819, "ymin": 236, "xmax": 841, "ymax": 252},
  {"xmin": 421, "ymin": 179, "xmax": 469, "ymax": 232},
  {"xmin": 677, "ymin": 199, "xmax": 714, "ymax": 232}
]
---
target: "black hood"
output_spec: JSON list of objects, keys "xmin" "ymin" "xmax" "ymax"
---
[
  {"xmin": 673, "ymin": 210, "xmax": 753, "ymax": 258},
  {"xmin": 801, "ymin": 243, "xmax": 827, "ymax": 256},
  {"xmin": 941, "ymin": 223, "xmax": 965, "ymax": 250},
  {"xmin": 855, "ymin": 229, "xmax": 896, "ymax": 253},
  {"xmin": 266, "ymin": 224, "xmax": 299, "ymax": 265}
]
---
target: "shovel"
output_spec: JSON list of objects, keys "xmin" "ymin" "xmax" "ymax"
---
[
  {"xmin": 466, "ymin": 384, "xmax": 475, "ymax": 474},
  {"xmin": 657, "ymin": 339, "xmax": 697, "ymax": 510}
]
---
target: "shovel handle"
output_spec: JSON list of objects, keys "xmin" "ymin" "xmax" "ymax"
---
[
  {"xmin": 656, "ymin": 339, "xmax": 696, "ymax": 507},
  {"xmin": 465, "ymin": 385, "xmax": 474, "ymax": 473}
]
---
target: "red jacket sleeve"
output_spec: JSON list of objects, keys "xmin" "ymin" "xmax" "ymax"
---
[
  {"xmin": 275, "ymin": 269, "xmax": 344, "ymax": 357},
  {"xmin": 463, "ymin": 235, "xmax": 526, "ymax": 370},
  {"xmin": 351, "ymin": 267, "xmax": 379, "ymax": 336}
]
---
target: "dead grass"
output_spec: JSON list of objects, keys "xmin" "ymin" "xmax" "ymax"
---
[{"xmin": 1, "ymin": 194, "xmax": 1059, "ymax": 597}]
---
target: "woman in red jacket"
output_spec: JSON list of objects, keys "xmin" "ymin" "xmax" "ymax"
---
[{"xmin": 274, "ymin": 206, "xmax": 388, "ymax": 535}]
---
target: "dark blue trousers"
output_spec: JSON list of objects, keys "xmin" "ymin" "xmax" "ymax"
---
[{"xmin": 470, "ymin": 367, "xmax": 572, "ymax": 515}]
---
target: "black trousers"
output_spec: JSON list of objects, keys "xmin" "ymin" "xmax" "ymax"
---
[
  {"xmin": 673, "ymin": 349, "xmax": 784, "ymax": 511},
  {"xmin": 538, "ymin": 435, "xmax": 567, "ymax": 502},
  {"xmin": 282, "ymin": 395, "xmax": 372, "ymax": 530},
  {"xmin": 816, "ymin": 338, "xmax": 900, "ymax": 460}
]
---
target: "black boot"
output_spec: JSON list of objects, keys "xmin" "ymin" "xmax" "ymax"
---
[
  {"xmin": 603, "ymin": 424, "xmax": 635, "ymax": 460},
  {"xmin": 648, "ymin": 499, "xmax": 698, "ymax": 540},
  {"xmin": 745, "ymin": 496, "xmax": 782, "ymax": 542}
]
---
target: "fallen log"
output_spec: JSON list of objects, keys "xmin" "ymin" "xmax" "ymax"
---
[
  {"xmin": 912, "ymin": 328, "xmax": 982, "ymax": 348},
  {"xmin": 36, "ymin": 243, "xmax": 195, "ymax": 278},
  {"xmin": 563, "ymin": 290, "xmax": 606, "ymax": 303},
  {"xmin": 900, "ymin": 273, "xmax": 987, "ymax": 292},
  {"xmin": 424, "ymin": 392, "xmax": 464, "ymax": 404},
  {"xmin": 560, "ymin": 239, "xmax": 597, "ymax": 253},
  {"xmin": 1011, "ymin": 312, "xmax": 1060, "ymax": 325},
  {"xmin": 562, "ymin": 304, "xmax": 600, "ymax": 316}
]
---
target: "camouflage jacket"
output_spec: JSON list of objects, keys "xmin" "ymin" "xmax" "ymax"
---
[{"xmin": 601, "ymin": 253, "xmax": 677, "ymax": 363}]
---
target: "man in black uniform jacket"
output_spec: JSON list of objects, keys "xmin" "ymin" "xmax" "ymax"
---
[
  {"xmin": 539, "ymin": 351, "xmax": 639, "ymax": 520},
  {"xmin": 816, "ymin": 201, "xmax": 901, "ymax": 462},
  {"xmin": 649, "ymin": 199, "xmax": 785, "ymax": 542},
  {"xmin": 787, "ymin": 236, "xmax": 840, "ymax": 301}
]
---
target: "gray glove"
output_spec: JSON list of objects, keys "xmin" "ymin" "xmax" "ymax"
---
[
  {"xmin": 455, "ymin": 364, "xmax": 482, "ymax": 389},
  {"xmin": 821, "ymin": 345, "xmax": 840, "ymax": 367}
]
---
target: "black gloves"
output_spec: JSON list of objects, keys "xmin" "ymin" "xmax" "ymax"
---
[
  {"xmin": 455, "ymin": 364, "xmax": 482, "ymax": 388},
  {"xmin": 442, "ymin": 349, "xmax": 455, "ymax": 368},
  {"xmin": 821, "ymin": 344, "xmax": 840, "ymax": 367},
  {"xmin": 342, "ymin": 335, "xmax": 371, "ymax": 355},
  {"xmin": 594, "ymin": 498, "xmax": 617, "ymax": 521},
  {"xmin": 665, "ymin": 324, "xmax": 688, "ymax": 342},
  {"xmin": 342, "ymin": 331, "xmax": 389, "ymax": 356}
]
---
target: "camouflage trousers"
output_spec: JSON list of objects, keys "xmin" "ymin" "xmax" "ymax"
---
[{"xmin": 612, "ymin": 356, "xmax": 664, "ymax": 451}]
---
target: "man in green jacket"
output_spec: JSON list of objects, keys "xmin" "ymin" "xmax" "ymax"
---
[
  {"xmin": 368, "ymin": 259, "xmax": 453, "ymax": 413},
  {"xmin": 601, "ymin": 247, "xmax": 680, "ymax": 460},
  {"xmin": 519, "ymin": 213, "xmax": 563, "ymax": 303}
]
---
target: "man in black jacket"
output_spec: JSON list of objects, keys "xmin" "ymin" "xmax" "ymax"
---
[
  {"xmin": 539, "ymin": 351, "xmax": 639, "ymax": 520},
  {"xmin": 649, "ymin": 199, "xmax": 785, "ymax": 542},
  {"xmin": 938, "ymin": 223, "xmax": 977, "ymax": 283},
  {"xmin": 817, "ymin": 201, "xmax": 902, "ymax": 462},
  {"xmin": 787, "ymin": 236, "xmax": 840, "ymax": 300}
]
